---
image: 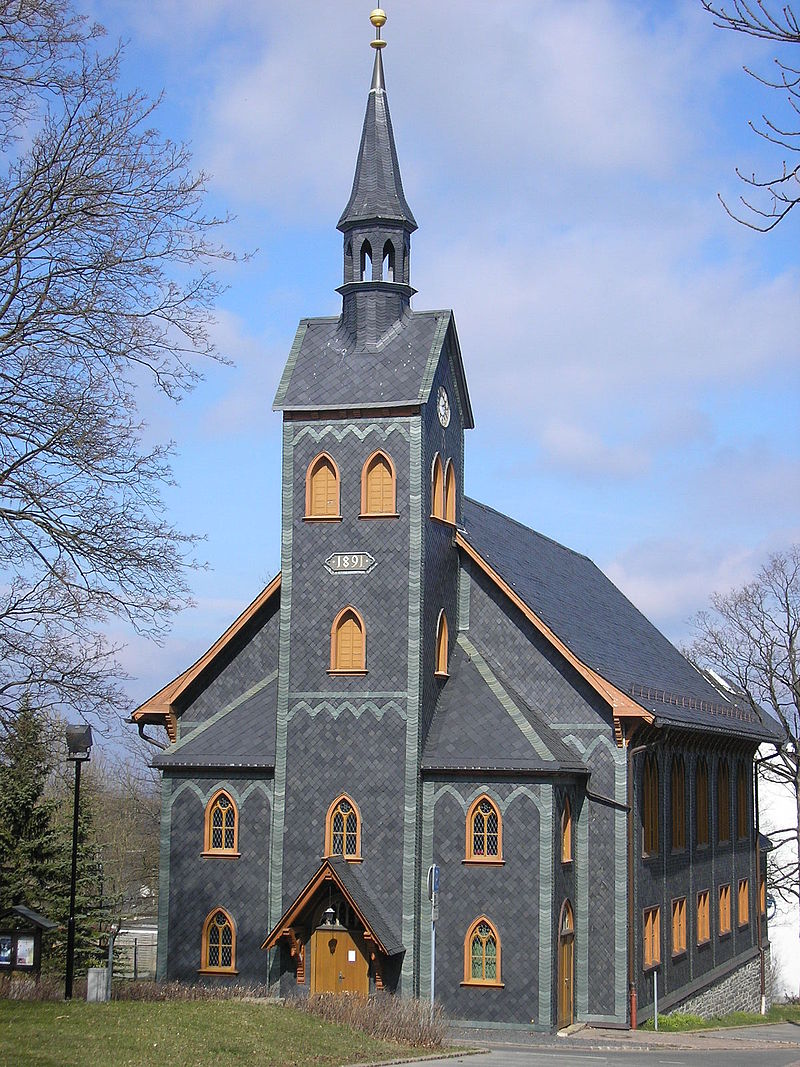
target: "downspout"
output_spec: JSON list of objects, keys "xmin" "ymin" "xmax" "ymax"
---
[
  {"xmin": 134, "ymin": 720, "xmax": 168, "ymax": 750},
  {"xmin": 627, "ymin": 740, "xmax": 648, "ymax": 1030}
]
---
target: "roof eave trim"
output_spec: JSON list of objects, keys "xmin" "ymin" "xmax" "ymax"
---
[
  {"xmin": 455, "ymin": 532, "xmax": 653, "ymax": 725},
  {"xmin": 132, "ymin": 573, "xmax": 281, "ymax": 727}
]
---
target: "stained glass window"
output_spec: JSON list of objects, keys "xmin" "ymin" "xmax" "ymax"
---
[{"xmin": 464, "ymin": 918, "xmax": 501, "ymax": 984}]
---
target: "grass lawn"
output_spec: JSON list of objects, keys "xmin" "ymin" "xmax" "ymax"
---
[
  {"xmin": 0, "ymin": 1000, "xmax": 423, "ymax": 1066},
  {"xmin": 642, "ymin": 1002, "xmax": 800, "ymax": 1031}
]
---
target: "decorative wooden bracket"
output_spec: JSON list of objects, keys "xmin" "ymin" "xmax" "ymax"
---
[
  {"xmin": 369, "ymin": 948, "xmax": 384, "ymax": 991},
  {"xmin": 281, "ymin": 926, "xmax": 305, "ymax": 984}
]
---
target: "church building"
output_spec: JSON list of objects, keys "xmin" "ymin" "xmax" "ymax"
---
[{"xmin": 133, "ymin": 10, "xmax": 781, "ymax": 1030}]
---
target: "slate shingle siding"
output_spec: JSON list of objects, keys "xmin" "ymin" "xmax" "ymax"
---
[
  {"xmin": 421, "ymin": 346, "xmax": 463, "ymax": 745},
  {"xmin": 429, "ymin": 780, "xmax": 545, "ymax": 1025},
  {"xmin": 164, "ymin": 772, "xmax": 271, "ymax": 983},
  {"xmin": 464, "ymin": 559, "xmax": 612, "ymax": 730},
  {"xmin": 177, "ymin": 601, "xmax": 280, "ymax": 727}
]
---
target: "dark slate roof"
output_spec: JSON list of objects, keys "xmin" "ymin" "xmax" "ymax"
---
[
  {"xmin": 153, "ymin": 675, "xmax": 277, "ymax": 770},
  {"xmin": 327, "ymin": 856, "xmax": 404, "ymax": 956},
  {"xmin": 338, "ymin": 49, "xmax": 417, "ymax": 232},
  {"xmin": 273, "ymin": 310, "xmax": 474, "ymax": 427},
  {"xmin": 461, "ymin": 498, "xmax": 782, "ymax": 743},
  {"xmin": 422, "ymin": 636, "xmax": 588, "ymax": 774},
  {"xmin": 1, "ymin": 906, "xmax": 58, "ymax": 930}
]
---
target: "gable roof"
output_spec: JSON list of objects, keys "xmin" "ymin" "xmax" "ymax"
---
[
  {"xmin": 152, "ymin": 673, "xmax": 277, "ymax": 770},
  {"xmin": 460, "ymin": 498, "xmax": 780, "ymax": 743},
  {"xmin": 131, "ymin": 573, "xmax": 280, "ymax": 742},
  {"xmin": 422, "ymin": 635, "xmax": 587, "ymax": 774},
  {"xmin": 262, "ymin": 856, "xmax": 404, "ymax": 958},
  {"xmin": 273, "ymin": 310, "xmax": 474, "ymax": 427}
]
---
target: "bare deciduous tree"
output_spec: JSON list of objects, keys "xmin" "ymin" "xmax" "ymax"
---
[
  {"xmin": 689, "ymin": 546, "xmax": 799, "ymax": 918},
  {"xmin": 702, "ymin": 1, "xmax": 800, "ymax": 229},
  {"xmin": 0, "ymin": 1, "xmax": 235, "ymax": 729}
]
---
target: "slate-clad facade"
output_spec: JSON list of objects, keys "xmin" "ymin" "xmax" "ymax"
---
[{"xmin": 133, "ymin": 17, "xmax": 781, "ymax": 1029}]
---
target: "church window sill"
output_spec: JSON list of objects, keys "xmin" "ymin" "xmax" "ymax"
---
[
  {"xmin": 197, "ymin": 968, "xmax": 239, "ymax": 976},
  {"xmin": 303, "ymin": 515, "xmax": 342, "ymax": 522},
  {"xmin": 201, "ymin": 850, "xmax": 241, "ymax": 860},
  {"xmin": 460, "ymin": 980, "xmax": 504, "ymax": 988},
  {"xmin": 359, "ymin": 512, "xmax": 399, "ymax": 519},
  {"xmin": 327, "ymin": 669, "xmax": 369, "ymax": 676},
  {"xmin": 462, "ymin": 858, "xmax": 505, "ymax": 867}
]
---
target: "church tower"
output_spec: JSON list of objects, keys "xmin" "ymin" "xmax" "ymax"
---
[{"xmin": 269, "ymin": 8, "xmax": 473, "ymax": 994}]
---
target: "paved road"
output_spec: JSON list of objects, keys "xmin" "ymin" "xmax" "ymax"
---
[
  {"xmin": 396, "ymin": 1052, "xmax": 800, "ymax": 1067},
  {"xmin": 383, "ymin": 1023, "xmax": 800, "ymax": 1067}
]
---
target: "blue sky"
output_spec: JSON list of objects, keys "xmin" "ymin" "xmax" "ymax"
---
[{"xmin": 83, "ymin": 1, "xmax": 799, "ymax": 714}]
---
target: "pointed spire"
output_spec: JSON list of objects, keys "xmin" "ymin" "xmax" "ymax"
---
[{"xmin": 337, "ymin": 9, "xmax": 417, "ymax": 233}]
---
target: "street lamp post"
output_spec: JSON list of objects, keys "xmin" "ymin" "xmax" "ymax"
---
[{"xmin": 64, "ymin": 724, "xmax": 92, "ymax": 1000}]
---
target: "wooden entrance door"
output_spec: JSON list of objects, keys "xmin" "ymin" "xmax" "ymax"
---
[
  {"xmin": 557, "ymin": 901, "xmax": 574, "ymax": 1030},
  {"xmin": 311, "ymin": 927, "xmax": 368, "ymax": 994}
]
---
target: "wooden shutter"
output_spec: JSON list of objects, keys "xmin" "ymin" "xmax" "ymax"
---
[
  {"xmin": 365, "ymin": 454, "xmax": 394, "ymax": 514},
  {"xmin": 309, "ymin": 457, "xmax": 338, "ymax": 516}
]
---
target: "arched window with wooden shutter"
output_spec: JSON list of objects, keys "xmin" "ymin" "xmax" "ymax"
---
[
  {"xmin": 305, "ymin": 453, "xmax": 340, "ymax": 518},
  {"xmin": 718, "ymin": 759, "xmax": 730, "ymax": 843},
  {"xmin": 361, "ymin": 451, "xmax": 396, "ymax": 516},
  {"xmin": 431, "ymin": 454, "xmax": 444, "ymax": 519},
  {"xmin": 561, "ymin": 795, "xmax": 573, "ymax": 864},
  {"xmin": 643, "ymin": 754, "xmax": 658, "ymax": 857},
  {"xmin": 435, "ymin": 610, "xmax": 449, "ymax": 676},
  {"xmin": 671, "ymin": 755, "xmax": 685, "ymax": 852},
  {"xmin": 696, "ymin": 758, "xmax": 709, "ymax": 847},
  {"xmin": 444, "ymin": 459, "xmax": 456, "ymax": 523},
  {"xmin": 330, "ymin": 607, "xmax": 366, "ymax": 673},
  {"xmin": 737, "ymin": 762, "xmax": 748, "ymax": 840}
]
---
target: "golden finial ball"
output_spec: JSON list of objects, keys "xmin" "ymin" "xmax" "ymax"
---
[{"xmin": 370, "ymin": 9, "xmax": 387, "ymax": 29}]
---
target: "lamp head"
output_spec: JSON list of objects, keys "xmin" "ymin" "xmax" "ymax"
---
[{"xmin": 66, "ymin": 724, "xmax": 93, "ymax": 761}]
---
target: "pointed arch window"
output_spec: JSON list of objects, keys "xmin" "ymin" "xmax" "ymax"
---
[
  {"xmin": 330, "ymin": 607, "xmax": 366, "ymax": 673},
  {"xmin": 361, "ymin": 451, "xmax": 396, "ymax": 516},
  {"xmin": 382, "ymin": 240, "xmax": 395, "ymax": 282},
  {"xmin": 200, "ymin": 908, "xmax": 237, "ymax": 974},
  {"xmin": 305, "ymin": 453, "xmax": 340, "ymax": 519},
  {"xmin": 466, "ymin": 794, "xmax": 503, "ymax": 863},
  {"xmin": 360, "ymin": 240, "xmax": 373, "ymax": 281},
  {"xmin": 696, "ymin": 757, "xmax": 709, "ymax": 848},
  {"xmin": 718, "ymin": 759, "xmax": 730, "ymax": 843},
  {"xmin": 642, "ymin": 754, "xmax": 658, "ymax": 857},
  {"xmin": 203, "ymin": 790, "xmax": 240, "ymax": 857},
  {"xmin": 671, "ymin": 755, "xmax": 686, "ymax": 852},
  {"xmin": 561, "ymin": 795, "xmax": 573, "ymax": 864},
  {"xmin": 435, "ymin": 611, "xmax": 449, "ymax": 677},
  {"xmin": 462, "ymin": 917, "xmax": 502, "ymax": 986},
  {"xmin": 325, "ymin": 795, "xmax": 361, "ymax": 860},
  {"xmin": 431, "ymin": 454, "xmax": 444, "ymax": 519},
  {"xmin": 736, "ymin": 762, "xmax": 748, "ymax": 840},
  {"xmin": 444, "ymin": 460, "xmax": 456, "ymax": 524}
]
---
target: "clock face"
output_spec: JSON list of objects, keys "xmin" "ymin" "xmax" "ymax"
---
[{"xmin": 437, "ymin": 386, "xmax": 450, "ymax": 427}]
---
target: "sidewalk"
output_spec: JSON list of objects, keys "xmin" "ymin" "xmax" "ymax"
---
[{"xmin": 449, "ymin": 1020, "xmax": 800, "ymax": 1053}]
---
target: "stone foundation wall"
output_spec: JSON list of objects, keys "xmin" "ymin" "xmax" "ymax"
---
[{"xmin": 668, "ymin": 948, "xmax": 770, "ymax": 1019}]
